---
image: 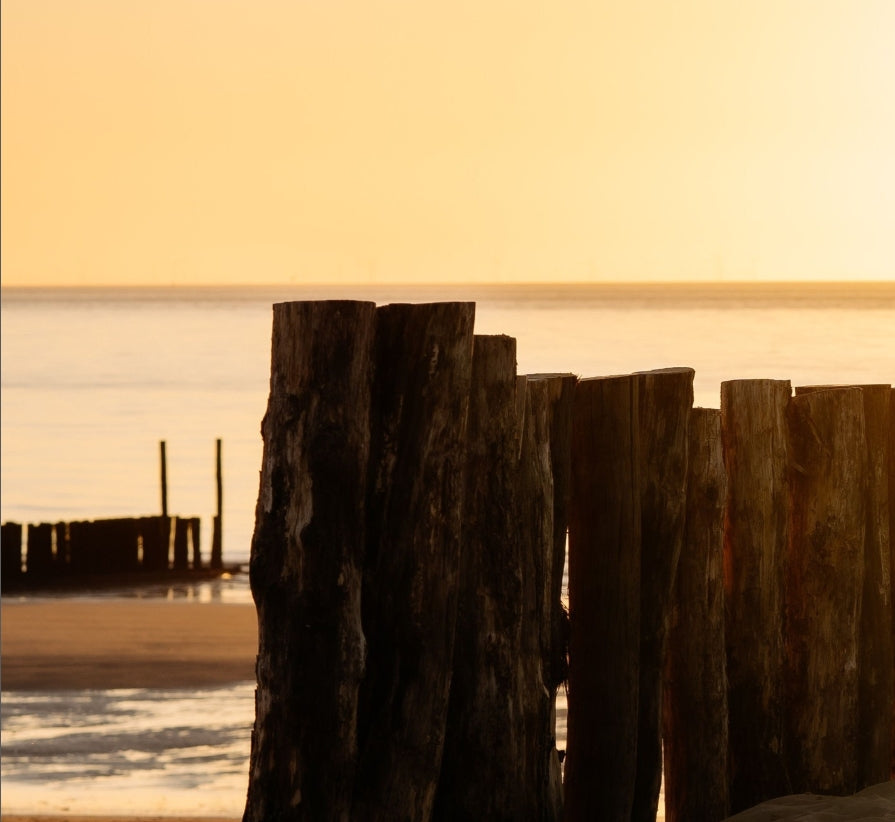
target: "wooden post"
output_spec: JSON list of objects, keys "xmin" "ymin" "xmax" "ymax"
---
[
  {"xmin": 664, "ymin": 408, "xmax": 730, "ymax": 822},
  {"xmin": 785, "ymin": 387, "xmax": 867, "ymax": 794},
  {"xmin": 721, "ymin": 379, "xmax": 792, "ymax": 812},
  {"xmin": 434, "ymin": 334, "xmax": 529, "ymax": 821},
  {"xmin": 890, "ymin": 387, "xmax": 895, "ymax": 778},
  {"xmin": 160, "ymin": 440, "xmax": 168, "ymax": 517},
  {"xmin": 244, "ymin": 300, "xmax": 377, "ymax": 822},
  {"xmin": 53, "ymin": 522, "xmax": 69, "ymax": 574},
  {"xmin": 565, "ymin": 374, "xmax": 641, "ymax": 822},
  {"xmin": 26, "ymin": 523, "xmax": 54, "ymax": 578},
  {"xmin": 353, "ymin": 301, "xmax": 474, "ymax": 821},
  {"xmin": 212, "ymin": 438, "xmax": 223, "ymax": 569},
  {"xmin": 631, "ymin": 367, "xmax": 693, "ymax": 822},
  {"xmin": 173, "ymin": 517, "xmax": 190, "ymax": 571},
  {"xmin": 189, "ymin": 517, "xmax": 202, "ymax": 570},
  {"xmin": 796, "ymin": 385, "xmax": 893, "ymax": 788},
  {"xmin": 140, "ymin": 516, "xmax": 170, "ymax": 572},
  {"xmin": 1, "ymin": 522, "xmax": 24, "ymax": 584}
]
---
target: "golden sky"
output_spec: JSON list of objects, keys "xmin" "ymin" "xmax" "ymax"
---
[{"xmin": 2, "ymin": 0, "xmax": 894, "ymax": 286}]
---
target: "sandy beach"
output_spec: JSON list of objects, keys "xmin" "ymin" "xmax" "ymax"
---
[{"xmin": 1, "ymin": 599, "xmax": 257, "ymax": 691}]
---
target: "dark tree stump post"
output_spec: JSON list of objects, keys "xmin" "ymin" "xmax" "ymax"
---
[
  {"xmin": 785, "ymin": 387, "xmax": 868, "ymax": 794},
  {"xmin": 244, "ymin": 300, "xmax": 376, "ymax": 822},
  {"xmin": 796, "ymin": 385, "xmax": 893, "ymax": 788},
  {"xmin": 721, "ymin": 378, "xmax": 792, "ymax": 812},
  {"xmin": 664, "ymin": 407, "xmax": 730, "ymax": 822},
  {"xmin": 565, "ymin": 374, "xmax": 641, "ymax": 822},
  {"xmin": 1, "ymin": 522, "xmax": 24, "ymax": 584},
  {"xmin": 353, "ymin": 301, "xmax": 474, "ymax": 821},
  {"xmin": 434, "ymin": 334, "xmax": 529, "ymax": 821},
  {"xmin": 631, "ymin": 367, "xmax": 693, "ymax": 822}
]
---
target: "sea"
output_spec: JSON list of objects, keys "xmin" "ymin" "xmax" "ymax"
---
[{"xmin": 1, "ymin": 281, "xmax": 894, "ymax": 817}]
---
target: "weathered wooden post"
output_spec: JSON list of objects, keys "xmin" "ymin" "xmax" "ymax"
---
[
  {"xmin": 1, "ymin": 522, "xmax": 24, "ymax": 584},
  {"xmin": 244, "ymin": 300, "xmax": 376, "ymax": 822},
  {"xmin": 353, "ymin": 301, "xmax": 474, "ymax": 821},
  {"xmin": 565, "ymin": 374, "xmax": 641, "ymax": 821},
  {"xmin": 68, "ymin": 520, "xmax": 92, "ymax": 574},
  {"xmin": 212, "ymin": 438, "xmax": 223, "ymax": 569},
  {"xmin": 890, "ymin": 386, "xmax": 895, "ymax": 777},
  {"xmin": 721, "ymin": 378, "xmax": 792, "ymax": 812},
  {"xmin": 26, "ymin": 523, "xmax": 54, "ymax": 578},
  {"xmin": 663, "ymin": 407, "xmax": 729, "ymax": 822},
  {"xmin": 434, "ymin": 335, "xmax": 529, "ymax": 820},
  {"xmin": 631, "ymin": 367, "xmax": 693, "ymax": 822},
  {"xmin": 785, "ymin": 386, "xmax": 867, "ymax": 794},
  {"xmin": 140, "ymin": 516, "xmax": 170, "ymax": 572},
  {"xmin": 796, "ymin": 384, "xmax": 893, "ymax": 788},
  {"xmin": 53, "ymin": 521, "xmax": 69, "ymax": 574}
]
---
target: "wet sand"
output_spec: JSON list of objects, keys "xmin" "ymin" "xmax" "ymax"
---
[{"xmin": 1, "ymin": 599, "xmax": 257, "ymax": 691}]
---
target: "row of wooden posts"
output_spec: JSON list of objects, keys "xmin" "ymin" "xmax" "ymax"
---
[
  {"xmin": 244, "ymin": 301, "xmax": 893, "ymax": 822},
  {"xmin": 0, "ymin": 439, "xmax": 226, "ymax": 587}
]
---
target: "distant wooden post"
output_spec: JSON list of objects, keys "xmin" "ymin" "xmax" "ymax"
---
[
  {"xmin": 565, "ymin": 374, "xmax": 641, "ymax": 822},
  {"xmin": 353, "ymin": 301, "xmax": 474, "ymax": 821},
  {"xmin": 189, "ymin": 517, "xmax": 202, "ymax": 570},
  {"xmin": 786, "ymin": 387, "xmax": 867, "ymax": 794},
  {"xmin": 26, "ymin": 523, "xmax": 54, "ymax": 578},
  {"xmin": 890, "ymin": 387, "xmax": 895, "ymax": 777},
  {"xmin": 721, "ymin": 379, "xmax": 792, "ymax": 812},
  {"xmin": 53, "ymin": 522, "xmax": 69, "ymax": 574},
  {"xmin": 160, "ymin": 440, "xmax": 168, "ymax": 517},
  {"xmin": 1, "ymin": 522, "xmax": 24, "ymax": 583},
  {"xmin": 244, "ymin": 300, "xmax": 377, "ymax": 822},
  {"xmin": 664, "ymin": 408, "xmax": 730, "ymax": 822},
  {"xmin": 173, "ymin": 517, "xmax": 190, "ymax": 571},
  {"xmin": 211, "ymin": 438, "xmax": 223, "ymax": 569},
  {"xmin": 631, "ymin": 367, "xmax": 693, "ymax": 822}
]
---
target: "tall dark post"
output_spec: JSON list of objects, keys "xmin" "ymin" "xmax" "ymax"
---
[
  {"xmin": 211, "ymin": 438, "xmax": 223, "ymax": 570},
  {"xmin": 160, "ymin": 440, "xmax": 168, "ymax": 517}
]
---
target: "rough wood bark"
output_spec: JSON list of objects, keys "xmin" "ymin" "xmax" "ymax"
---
[
  {"xmin": 631, "ymin": 367, "xmax": 693, "ymax": 822},
  {"xmin": 353, "ymin": 301, "xmax": 474, "ymax": 821},
  {"xmin": 796, "ymin": 385, "xmax": 893, "ymax": 788},
  {"xmin": 565, "ymin": 374, "xmax": 641, "ymax": 822},
  {"xmin": 434, "ymin": 334, "xmax": 528, "ymax": 821},
  {"xmin": 663, "ymin": 407, "xmax": 729, "ymax": 822},
  {"xmin": 244, "ymin": 300, "xmax": 376, "ymax": 822},
  {"xmin": 785, "ymin": 387, "xmax": 867, "ymax": 794},
  {"xmin": 721, "ymin": 379, "xmax": 792, "ymax": 812}
]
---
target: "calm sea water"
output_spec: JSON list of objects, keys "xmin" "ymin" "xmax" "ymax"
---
[{"xmin": 1, "ymin": 282, "xmax": 893, "ymax": 817}]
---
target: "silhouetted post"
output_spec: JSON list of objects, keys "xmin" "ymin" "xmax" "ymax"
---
[
  {"xmin": 160, "ymin": 440, "xmax": 168, "ymax": 517},
  {"xmin": 26, "ymin": 523, "xmax": 54, "ymax": 578},
  {"xmin": 245, "ymin": 300, "xmax": 377, "ymax": 822},
  {"xmin": 664, "ymin": 408, "xmax": 730, "ymax": 822},
  {"xmin": 173, "ymin": 517, "xmax": 190, "ymax": 571},
  {"xmin": 631, "ymin": 367, "xmax": 693, "ymax": 822},
  {"xmin": 212, "ymin": 438, "xmax": 223, "ymax": 569},
  {"xmin": 786, "ymin": 387, "xmax": 867, "ymax": 794},
  {"xmin": 189, "ymin": 517, "xmax": 202, "ymax": 569},
  {"xmin": 140, "ymin": 516, "xmax": 170, "ymax": 572},
  {"xmin": 721, "ymin": 379, "xmax": 792, "ymax": 812},
  {"xmin": 890, "ymin": 387, "xmax": 895, "ymax": 777},
  {"xmin": 1, "ymin": 522, "xmax": 24, "ymax": 583},
  {"xmin": 353, "ymin": 301, "xmax": 474, "ymax": 821},
  {"xmin": 435, "ymin": 335, "xmax": 529, "ymax": 820},
  {"xmin": 53, "ymin": 522, "xmax": 69, "ymax": 574},
  {"xmin": 565, "ymin": 374, "xmax": 641, "ymax": 822}
]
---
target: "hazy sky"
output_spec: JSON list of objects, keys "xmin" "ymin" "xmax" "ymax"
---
[{"xmin": 2, "ymin": 0, "xmax": 894, "ymax": 286}]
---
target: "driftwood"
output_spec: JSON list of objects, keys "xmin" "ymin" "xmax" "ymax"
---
[
  {"xmin": 786, "ymin": 387, "xmax": 867, "ymax": 794},
  {"xmin": 631, "ymin": 367, "xmax": 693, "ymax": 822},
  {"xmin": 565, "ymin": 374, "xmax": 640, "ymax": 821},
  {"xmin": 663, "ymin": 407, "xmax": 730, "ymax": 822},
  {"xmin": 721, "ymin": 379, "xmax": 792, "ymax": 811}
]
